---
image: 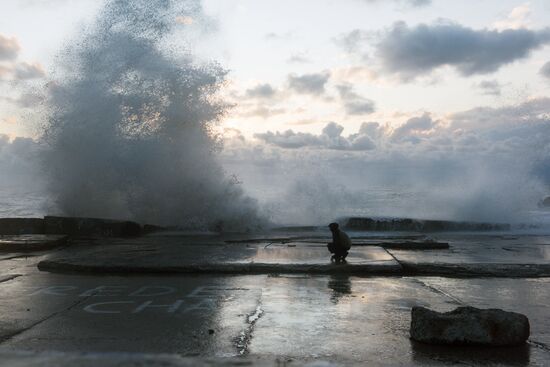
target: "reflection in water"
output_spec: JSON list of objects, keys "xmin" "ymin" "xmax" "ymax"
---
[{"xmin": 327, "ymin": 275, "xmax": 352, "ymax": 304}]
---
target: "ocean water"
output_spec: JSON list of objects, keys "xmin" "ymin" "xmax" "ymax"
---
[
  {"xmin": 1, "ymin": 184, "xmax": 549, "ymax": 233},
  {"xmin": 0, "ymin": 186, "xmax": 48, "ymax": 218}
]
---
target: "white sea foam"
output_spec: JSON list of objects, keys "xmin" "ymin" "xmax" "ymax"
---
[{"xmin": 39, "ymin": 0, "xmax": 266, "ymax": 231}]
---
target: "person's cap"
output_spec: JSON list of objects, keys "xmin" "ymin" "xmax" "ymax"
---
[{"xmin": 328, "ymin": 222, "xmax": 339, "ymax": 229}]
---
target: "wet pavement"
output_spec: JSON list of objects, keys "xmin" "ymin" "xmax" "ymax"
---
[
  {"xmin": 0, "ymin": 232, "xmax": 550, "ymax": 365},
  {"xmin": 35, "ymin": 232, "xmax": 550, "ymax": 277}
]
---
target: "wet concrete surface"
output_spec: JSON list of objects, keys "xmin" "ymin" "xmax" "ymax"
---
[
  {"xmin": 34, "ymin": 232, "xmax": 550, "ymax": 277},
  {"xmin": 0, "ymin": 263, "xmax": 550, "ymax": 365},
  {"xmin": 388, "ymin": 234, "xmax": 550, "ymax": 264},
  {"xmin": 37, "ymin": 238, "xmax": 403, "ymax": 274},
  {"xmin": 1, "ymin": 232, "xmax": 550, "ymax": 365}
]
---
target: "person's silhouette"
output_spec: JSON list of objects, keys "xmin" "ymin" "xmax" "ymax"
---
[{"xmin": 327, "ymin": 222, "xmax": 352, "ymax": 263}]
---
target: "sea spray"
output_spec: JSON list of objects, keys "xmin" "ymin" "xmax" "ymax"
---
[{"xmin": 41, "ymin": 0, "xmax": 266, "ymax": 231}]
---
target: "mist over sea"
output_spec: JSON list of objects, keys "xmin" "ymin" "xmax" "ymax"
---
[{"xmin": 0, "ymin": 0, "xmax": 548, "ymax": 232}]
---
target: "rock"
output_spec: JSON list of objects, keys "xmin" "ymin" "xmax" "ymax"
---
[
  {"xmin": 44, "ymin": 216, "xmax": 142, "ymax": 237},
  {"xmin": 540, "ymin": 196, "xmax": 550, "ymax": 208},
  {"xmin": 410, "ymin": 306, "xmax": 529, "ymax": 346},
  {"xmin": 0, "ymin": 218, "xmax": 45, "ymax": 235}
]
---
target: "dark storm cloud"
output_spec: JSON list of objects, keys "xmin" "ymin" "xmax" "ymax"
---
[
  {"xmin": 541, "ymin": 61, "xmax": 550, "ymax": 80},
  {"xmin": 288, "ymin": 71, "xmax": 330, "ymax": 95},
  {"xmin": 336, "ymin": 83, "xmax": 376, "ymax": 115},
  {"xmin": 477, "ymin": 80, "xmax": 502, "ymax": 96},
  {"xmin": 0, "ymin": 34, "xmax": 20, "ymax": 61},
  {"xmin": 377, "ymin": 21, "xmax": 550, "ymax": 78}
]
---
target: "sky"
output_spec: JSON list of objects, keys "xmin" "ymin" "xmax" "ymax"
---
[
  {"xmin": 0, "ymin": 0, "xmax": 549, "ymax": 224},
  {"xmin": 0, "ymin": 0, "xmax": 549, "ymax": 138}
]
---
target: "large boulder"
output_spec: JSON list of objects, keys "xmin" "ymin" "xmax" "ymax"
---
[{"xmin": 410, "ymin": 306, "xmax": 529, "ymax": 346}]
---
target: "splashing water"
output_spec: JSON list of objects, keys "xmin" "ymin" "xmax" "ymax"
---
[{"xmin": 41, "ymin": 0, "xmax": 266, "ymax": 231}]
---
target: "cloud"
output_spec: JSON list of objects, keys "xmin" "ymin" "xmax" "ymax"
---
[
  {"xmin": 14, "ymin": 62, "xmax": 45, "ymax": 80},
  {"xmin": 391, "ymin": 112, "xmax": 437, "ymax": 142},
  {"xmin": 541, "ymin": 61, "xmax": 550, "ymax": 80},
  {"xmin": 287, "ymin": 119, "xmax": 317, "ymax": 126},
  {"xmin": 0, "ymin": 34, "xmax": 20, "ymax": 60},
  {"xmin": 238, "ymin": 106, "xmax": 286, "ymax": 119},
  {"xmin": 287, "ymin": 53, "xmax": 311, "ymax": 64},
  {"xmin": 16, "ymin": 93, "xmax": 44, "ymax": 107},
  {"xmin": 0, "ymin": 35, "xmax": 45, "ymax": 82},
  {"xmin": 264, "ymin": 32, "xmax": 293, "ymax": 41},
  {"xmin": 0, "ymin": 134, "xmax": 42, "ymax": 186},
  {"xmin": 449, "ymin": 97, "xmax": 550, "ymax": 130},
  {"xmin": 225, "ymin": 98, "xmax": 550, "ymax": 224},
  {"xmin": 360, "ymin": 0, "xmax": 431, "ymax": 8},
  {"xmin": 493, "ymin": 3, "xmax": 532, "ymax": 31},
  {"xmin": 245, "ymin": 83, "xmax": 277, "ymax": 99},
  {"xmin": 1, "ymin": 116, "xmax": 17, "ymax": 124},
  {"xmin": 334, "ymin": 29, "xmax": 372, "ymax": 55},
  {"xmin": 336, "ymin": 83, "xmax": 376, "ymax": 115},
  {"xmin": 175, "ymin": 15, "xmax": 194, "ymax": 25},
  {"xmin": 477, "ymin": 80, "xmax": 502, "ymax": 96},
  {"xmin": 254, "ymin": 121, "xmax": 378, "ymax": 151},
  {"xmin": 376, "ymin": 21, "xmax": 550, "ymax": 78},
  {"xmin": 254, "ymin": 129, "xmax": 324, "ymax": 149},
  {"xmin": 288, "ymin": 71, "xmax": 330, "ymax": 95}
]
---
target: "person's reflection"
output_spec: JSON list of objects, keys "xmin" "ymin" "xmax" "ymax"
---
[{"xmin": 327, "ymin": 275, "xmax": 352, "ymax": 304}]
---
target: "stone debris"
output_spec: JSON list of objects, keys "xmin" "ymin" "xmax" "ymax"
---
[{"xmin": 410, "ymin": 306, "xmax": 530, "ymax": 346}]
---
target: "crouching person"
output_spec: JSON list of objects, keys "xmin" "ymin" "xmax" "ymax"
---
[{"xmin": 328, "ymin": 222, "xmax": 352, "ymax": 263}]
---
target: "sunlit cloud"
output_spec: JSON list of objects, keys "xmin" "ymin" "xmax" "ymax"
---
[
  {"xmin": 0, "ymin": 34, "xmax": 20, "ymax": 60},
  {"xmin": 1, "ymin": 116, "xmax": 18, "ymax": 124},
  {"xmin": 175, "ymin": 15, "xmax": 194, "ymax": 25},
  {"xmin": 493, "ymin": 2, "xmax": 532, "ymax": 31}
]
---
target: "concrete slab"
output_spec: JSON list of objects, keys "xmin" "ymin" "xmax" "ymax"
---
[
  {"xmin": 30, "ymin": 233, "xmax": 550, "ymax": 277},
  {"xmin": 37, "ymin": 241, "xmax": 403, "ymax": 275},
  {"xmin": 388, "ymin": 234, "xmax": 550, "ymax": 277}
]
